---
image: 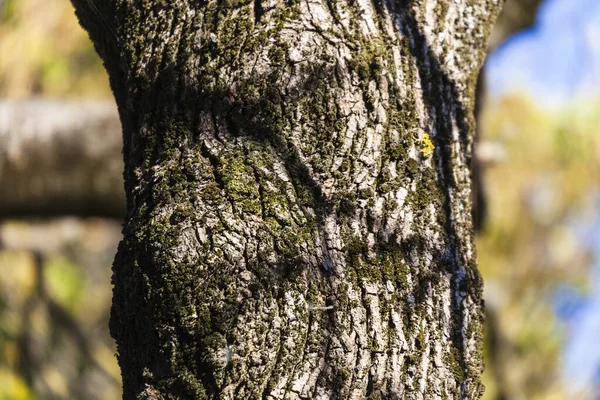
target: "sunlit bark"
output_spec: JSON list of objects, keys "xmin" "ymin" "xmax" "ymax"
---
[{"xmin": 71, "ymin": 0, "xmax": 501, "ymax": 398}]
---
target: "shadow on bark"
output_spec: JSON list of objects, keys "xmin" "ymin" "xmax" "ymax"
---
[
  {"xmin": 105, "ymin": 3, "xmax": 486, "ymax": 397},
  {"xmin": 387, "ymin": 4, "xmax": 484, "ymax": 393}
]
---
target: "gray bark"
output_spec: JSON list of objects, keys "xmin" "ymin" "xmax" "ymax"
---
[
  {"xmin": 70, "ymin": 0, "xmax": 501, "ymax": 399},
  {"xmin": 0, "ymin": 99, "xmax": 124, "ymax": 218}
]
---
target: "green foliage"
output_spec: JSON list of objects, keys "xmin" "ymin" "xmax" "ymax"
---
[
  {"xmin": 0, "ymin": 367, "xmax": 33, "ymax": 400},
  {"xmin": 0, "ymin": 222, "xmax": 121, "ymax": 400},
  {"xmin": 478, "ymin": 95, "xmax": 600, "ymax": 400},
  {"xmin": 45, "ymin": 256, "xmax": 84, "ymax": 309},
  {"xmin": 0, "ymin": 0, "xmax": 110, "ymax": 97}
]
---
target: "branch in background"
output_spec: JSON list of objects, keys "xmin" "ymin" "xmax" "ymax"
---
[
  {"xmin": 0, "ymin": 99, "xmax": 125, "ymax": 219},
  {"xmin": 488, "ymin": 0, "xmax": 544, "ymax": 52}
]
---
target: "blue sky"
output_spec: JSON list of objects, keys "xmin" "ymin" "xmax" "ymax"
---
[
  {"xmin": 487, "ymin": 0, "xmax": 600, "ymax": 107},
  {"xmin": 554, "ymin": 203, "xmax": 600, "ymax": 394}
]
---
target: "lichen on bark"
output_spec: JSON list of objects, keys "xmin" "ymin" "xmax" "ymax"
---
[{"xmin": 70, "ymin": 0, "xmax": 502, "ymax": 398}]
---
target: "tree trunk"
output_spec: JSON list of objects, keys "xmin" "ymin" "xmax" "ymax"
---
[{"xmin": 71, "ymin": 0, "xmax": 501, "ymax": 398}]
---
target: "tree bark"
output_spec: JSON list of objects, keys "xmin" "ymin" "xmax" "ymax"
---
[{"xmin": 71, "ymin": 0, "xmax": 501, "ymax": 398}]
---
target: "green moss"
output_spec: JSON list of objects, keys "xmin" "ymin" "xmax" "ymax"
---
[
  {"xmin": 335, "ymin": 192, "xmax": 357, "ymax": 217},
  {"xmin": 357, "ymin": 188, "xmax": 374, "ymax": 199},
  {"xmin": 388, "ymin": 142, "xmax": 408, "ymax": 160},
  {"xmin": 444, "ymin": 347, "xmax": 467, "ymax": 382},
  {"xmin": 404, "ymin": 158, "xmax": 419, "ymax": 177},
  {"xmin": 346, "ymin": 38, "xmax": 387, "ymax": 85},
  {"xmin": 433, "ymin": 0, "xmax": 449, "ymax": 34},
  {"xmin": 268, "ymin": 44, "xmax": 287, "ymax": 66}
]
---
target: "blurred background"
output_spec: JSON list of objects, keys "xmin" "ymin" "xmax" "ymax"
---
[{"xmin": 0, "ymin": 0, "xmax": 599, "ymax": 399}]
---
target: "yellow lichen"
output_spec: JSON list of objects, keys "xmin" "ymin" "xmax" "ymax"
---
[{"xmin": 417, "ymin": 133, "xmax": 435, "ymax": 157}]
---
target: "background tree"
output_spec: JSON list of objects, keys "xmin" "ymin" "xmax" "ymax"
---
[
  {"xmin": 0, "ymin": 99, "xmax": 124, "ymax": 218},
  {"xmin": 68, "ymin": 0, "xmax": 501, "ymax": 398}
]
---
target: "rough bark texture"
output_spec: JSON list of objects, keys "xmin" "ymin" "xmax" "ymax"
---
[
  {"xmin": 0, "ymin": 99, "xmax": 124, "ymax": 218},
  {"xmin": 71, "ymin": 0, "xmax": 501, "ymax": 398}
]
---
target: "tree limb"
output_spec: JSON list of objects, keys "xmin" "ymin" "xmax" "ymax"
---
[{"xmin": 0, "ymin": 99, "xmax": 125, "ymax": 218}]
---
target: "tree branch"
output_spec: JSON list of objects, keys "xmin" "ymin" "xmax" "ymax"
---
[{"xmin": 0, "ymin": 99, "xmax": 125, "ymax": 218}]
